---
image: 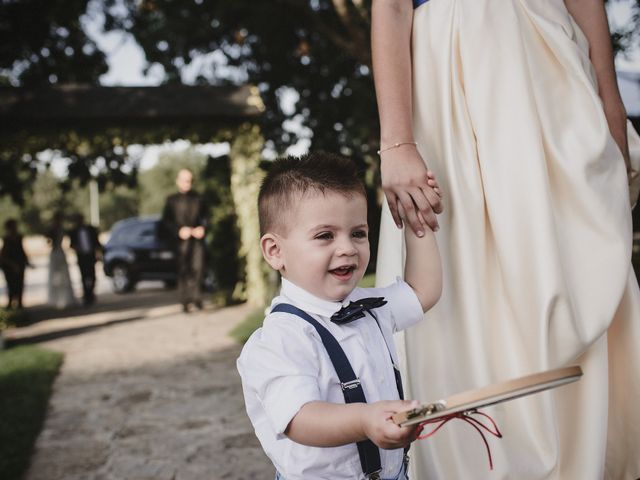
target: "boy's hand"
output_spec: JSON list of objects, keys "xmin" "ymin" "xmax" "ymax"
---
[{"xmin": 361, "ymin": 400, "xmax": 420, "ymax": 449}]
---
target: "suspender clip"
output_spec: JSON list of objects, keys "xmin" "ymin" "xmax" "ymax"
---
[
  {"xmin": 367, "ymin": 469, "xmax": 382, "ymax": 479},
  {"xmin": 341, "ymin": 379, "xmax": 361, "ymax": 391}
]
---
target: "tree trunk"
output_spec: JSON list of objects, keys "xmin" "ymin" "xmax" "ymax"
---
[{"xmin": 229, "ymin": 123, "xmax": 269, "ymax": 307}]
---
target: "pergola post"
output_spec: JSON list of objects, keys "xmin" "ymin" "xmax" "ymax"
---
[{"xmin": 229, "ymin": 122, "xmax": 269, "ymax": 307}]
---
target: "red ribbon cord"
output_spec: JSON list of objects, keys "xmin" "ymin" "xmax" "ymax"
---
[{"xmin": 415, "ymin": 409, "xmax": 503, "ymax": 470}]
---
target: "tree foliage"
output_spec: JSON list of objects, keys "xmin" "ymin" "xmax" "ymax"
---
[
  {"xmin": 0, "ymin": 0, "xmax": 127, "ymax": 203},
  {"xmin": 607, "ymin": 0, "xmax": 640, "ymax": 54},
  {"xmin": 3, "ymin": 0, "xmax": 640, "ymax": 201},
  {"xmin": 1, "ymin": 0, "xmax": 381, "ymax": 197},
  {"xmin": 0, "ymin": 0, "xmax": 109, "ymax": 86},
  {"xmin": 107, "ymin": 0, "xmax": 377, "ymax": 157}
]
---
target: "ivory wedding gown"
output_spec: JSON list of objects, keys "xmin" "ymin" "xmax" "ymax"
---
[
  {"xmin": 376, "ymin": 1, "xmax": 640, "ymax": 478},
  {"xmin": 48, "ymin": 228, "xmax": 76, "ymax": 309}
]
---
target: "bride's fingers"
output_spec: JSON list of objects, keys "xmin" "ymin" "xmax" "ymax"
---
[
  {"xmin": 385, "ymin": 191, "xmax": 404, "ymax": 229},
  {"xmin": 397, "ymin": 191, "xmax": 427, "ymax": 235},
  {"xmin": 408, "ymin": 188, "xmax": 440, "ymax": 232}
]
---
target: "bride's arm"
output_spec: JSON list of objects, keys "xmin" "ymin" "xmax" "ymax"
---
[
  {"xmin": 372, "ymin": 0, "xmax": 442, "ymax": 235},
  {"xmin": 564, "ymin": 0, "xmax": 630, "ymax": 170}
]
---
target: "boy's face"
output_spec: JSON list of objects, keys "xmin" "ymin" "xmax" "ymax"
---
[{"xmin": 262, "ymin": 190, "xmax": 370, "ymax": 302}]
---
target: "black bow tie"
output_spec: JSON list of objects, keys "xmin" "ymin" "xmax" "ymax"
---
[{"xmin": 330, "ymin": 297, "xmax": 388, "ymax": 324}]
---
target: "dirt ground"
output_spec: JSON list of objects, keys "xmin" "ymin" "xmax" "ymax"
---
[{"xmin": 3, "ymin": 248, "xmax": 274, "ymax": 480}]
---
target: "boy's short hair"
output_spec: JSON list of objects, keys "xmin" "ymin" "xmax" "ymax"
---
[{"xmin": 258, "ymin": 152, "xmax": 366, "ymax": 236}]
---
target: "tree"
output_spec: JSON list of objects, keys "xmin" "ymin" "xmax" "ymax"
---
[
  {"xmin": 608, "ymin": 0, "xmax": 640, "ymax": 54},
  {"xmin": 0, "ymin": 0, "xmax": 377, "ymax": 202},
  {"xmin": 107, "ymin": 0, "xmax": 377, "ymax": 158},
  {"xmin": 0, "ymin": 0, "xmax": 110, "ymax": 87},
  {"xmin": 4, "ymin": 0, "xmax": 640, "ymax": 202},
  {"xmin": 0, "ymin": 0, "xmax": 126, "ymax": 202}
]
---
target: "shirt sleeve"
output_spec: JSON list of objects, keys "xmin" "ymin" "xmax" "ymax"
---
[
  {"xmin": 363, "ymin": 278, "xmax": 424, "ymax": 332},
  {"xmin": 238, "ymin": 314, "xmax": 324, "ymax": 435}
]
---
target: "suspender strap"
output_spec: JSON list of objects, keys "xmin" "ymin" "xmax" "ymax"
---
[
  {"xmin": 367, "ymin": 309, "xmax": 410, "ymax": 463},
  {"xmin": 271, "ymin": 303, "xmax": 382, "ymax": 478},
  {"xmin": 367, "ymin": 310, "xmax": 405, "ymax": 401}
]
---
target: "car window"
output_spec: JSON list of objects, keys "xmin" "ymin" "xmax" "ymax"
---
[
  {"xmin": 138, "ymin": 226, "xmax": 156, "ymax": 244},
  {"xmin": 111, "ymin": 221, "xmax": 157, "ymax": 245}
]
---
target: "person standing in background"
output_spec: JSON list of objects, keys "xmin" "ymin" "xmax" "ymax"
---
[
  {"xmin": 0, "ymin": 219, "xmax": 31, "ymax": 309},
  {"xmin": 162, "ymin": 169, "xmax": 208, "ymax": 313},
  {"xmin": 69, "ymin": 214, "xmax": 102, "ymax": 306},
  {"xmin": 47, "ymin": 212, "xmax": 76, "ymax": 309}
]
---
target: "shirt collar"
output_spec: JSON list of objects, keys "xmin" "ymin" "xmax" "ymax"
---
[{"xmin": 276, "ymin": 278, "xmax": 357, "ymax": 319}]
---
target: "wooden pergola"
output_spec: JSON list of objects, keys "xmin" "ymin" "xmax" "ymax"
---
[
  {"xmin": 0, "ymin": 84, "xmax": 263, "ymax": 128},
  {"xmin": 0, "ymin": 84, "xmax": 269, "ymax": 306}
]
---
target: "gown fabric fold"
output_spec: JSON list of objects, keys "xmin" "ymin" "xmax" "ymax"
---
[
  {"xmin": 48, "ymin": 229, "xmax": 76, "ymax": 309},
  {"xmin": 376, "ymin": 1, "xmax": 640, "ymax": 478}
]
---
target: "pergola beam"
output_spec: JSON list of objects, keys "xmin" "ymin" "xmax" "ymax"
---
[{"xmin": 0, "ymin": 84, "xmax": 264, "ymax": 130}]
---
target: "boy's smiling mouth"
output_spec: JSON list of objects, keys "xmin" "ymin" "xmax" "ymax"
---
[{"xmin": 329, "ymin": 265, "xmax": 357, "ymax": 280}]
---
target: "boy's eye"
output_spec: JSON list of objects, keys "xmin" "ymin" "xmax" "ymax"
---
[
  {"xmin": 315, "ymin": 232, "xmax": 334, "ymax": 240},
  {"xmin": 352, "ymin": 230, "xmax": 368, "ymax": 239}
]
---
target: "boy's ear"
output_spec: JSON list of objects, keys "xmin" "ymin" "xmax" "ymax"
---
[{"xmin": 260, "ymin": 233, "xmax": 284, "ymax": 271}]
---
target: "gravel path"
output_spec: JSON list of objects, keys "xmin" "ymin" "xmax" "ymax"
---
[{"xmin": 9, "ymin": 292, "xmax": 273, "ymax": 480}]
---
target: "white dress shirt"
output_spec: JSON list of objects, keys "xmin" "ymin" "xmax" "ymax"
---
[{"xmin": 237, "ymin": 278, "xmax": 424, "ymax": 480}]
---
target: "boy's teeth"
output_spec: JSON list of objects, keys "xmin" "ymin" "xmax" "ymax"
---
[{"xmin": 333, "ymin": 266, "xmax": 352, "ymax": 273}]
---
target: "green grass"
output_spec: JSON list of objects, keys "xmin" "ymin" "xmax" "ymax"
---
[
  {"xmin": 0, "ymin": 346, "xmax": 64, "ymax": 480},
  {"xmin": 230, "ymin": 307, "xmax": 266, "ymax": 344},
  {"xmin": 359, "ymin": 272, "xmax": 376, "ymax": 288},
  {"xmin": 231, "ymin": 273, "xmax": 378, "ymax": 344}
]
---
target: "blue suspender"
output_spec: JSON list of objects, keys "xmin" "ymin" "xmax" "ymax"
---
[
  {"xmin": 413, "ymin": 0, "xmax": 429, "ymax": 8},
  {"xmin": 271, "ymin": 303, "xmax": 383, "ymax": 478},
  {"xmin": 368, "ymin": 309, "xmax": 405, "ymax": 402}
]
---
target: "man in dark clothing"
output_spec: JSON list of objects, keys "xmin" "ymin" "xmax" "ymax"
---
[
  {"xmin": 69, "ymin": 214, "xmax": 102, "ymax": 306},
  {"xmin": 0, "ymin": 219, "xmax": 31, "ymax": 309},
  {"xmin": 162, "ymin": 169, "xmax": 208, "ymax": 312}
]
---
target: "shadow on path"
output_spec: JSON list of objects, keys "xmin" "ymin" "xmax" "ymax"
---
[
  {"xmin": 6, "ymin": 314, "xmax": 146, "ymax": 347},
  {"xmin": 20, "ymin": 301, "xmax": 273, "ymax": 480},
  {"xmin": 23, "ymin": 287, "xmax": 181, "ymax": 324}
]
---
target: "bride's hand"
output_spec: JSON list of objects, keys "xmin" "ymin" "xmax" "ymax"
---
[{"xmin": 381, "ymin": 146, "xmax": 443, "ymax": 235}]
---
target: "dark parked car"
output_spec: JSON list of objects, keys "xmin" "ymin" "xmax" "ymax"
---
[
  {"xmin": 104, "ymin": 216, "xmax": 216, "ymax": 294},
  {"xmin": 103, "ymin": 216, "xmax": 177, "ymax": 293}
]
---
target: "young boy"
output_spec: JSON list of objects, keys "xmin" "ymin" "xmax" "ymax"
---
[{"xmin": 237, "ymin": 152, "xmax": 442, "ymax": 480}]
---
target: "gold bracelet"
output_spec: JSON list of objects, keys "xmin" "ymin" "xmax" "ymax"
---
[{"xmin": 377, "ymin": 141, "xmax": 418, "ymax": 155}]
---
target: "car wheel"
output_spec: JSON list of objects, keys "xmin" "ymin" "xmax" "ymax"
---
[{"xmin": 112, "ymin": 264, "xmax": 134, "ymax": 293}]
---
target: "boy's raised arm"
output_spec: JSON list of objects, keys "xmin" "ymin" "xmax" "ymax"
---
[{"xmin": 404, "ymin": 219, "xmax": 442, "ymax": 312}]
